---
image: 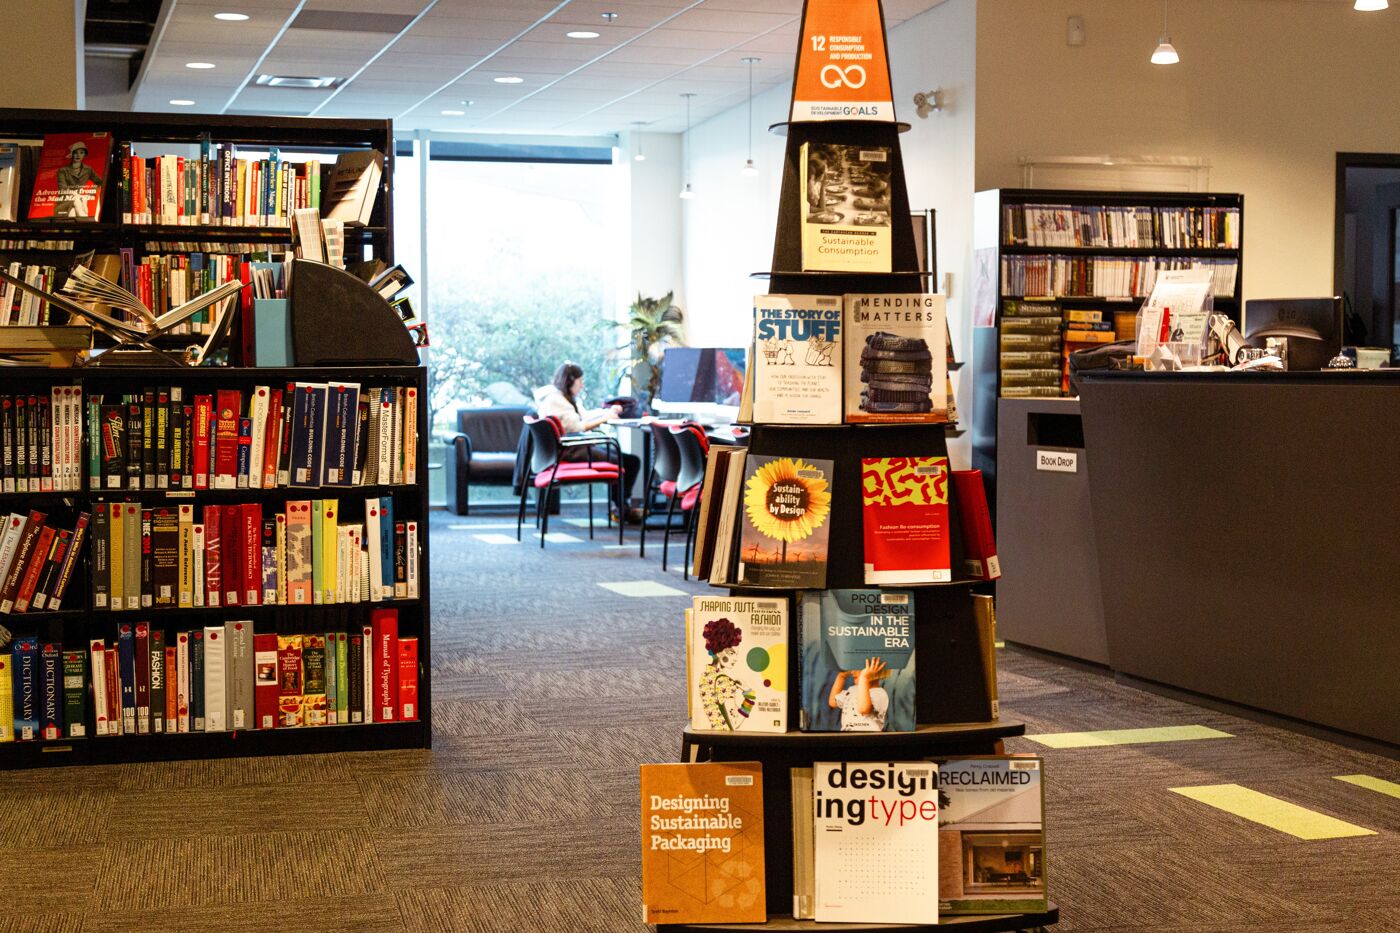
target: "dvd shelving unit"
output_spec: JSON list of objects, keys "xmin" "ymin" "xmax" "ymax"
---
[
  {"xmin": 0, "ymin": 364, "xmax": 430, "ymax": 769},
  {"xmin": 0, "ymin": 107, "xmax": 425, "ymax": 769},
  {"xmin": 656, "ymin": 30, "xmax": 1056, "ymax": 933}
]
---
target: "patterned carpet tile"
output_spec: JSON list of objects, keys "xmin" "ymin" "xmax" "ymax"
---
[
  {"xmin": 521, "ymin": 694, "xmax": 685, "ymax": 732},
  {"xmin": 357, "ymin": 767, "xmax": 601, "ymax": 830},
  {"xmin": 112, "ymin": 749, "xmax": 360, "ymax": 793},
  {"xmin": 0, "ymin": 787, "xmax": 114, "ymax": 849},
  {"xmin": 373, "ymin": 820, "xmax": 636, "ymax": 888},
  {"xmin": 0, "ymin": 913, "xmax": 83, "ymax": 933},
  {"xmin": 97, "ymin": 782, "xmax": 372, "ymax": 841},
  {"xmin": 396, "ymin": 878, "xmax": 646, "ymax": 933},
  {"xmin": 0, "ymin": 846, "xmax": 100, "ymax": 913},
  {"xmin": 90, "ymin": 831, "xmax": 390, "ymax": 910},
  {"xmin": 553, "ymin": 724, "xmax": 681, "ymax": 771},
  {"xmin": 430, "ymin": 697, "xmax": 546, "ymax": 737},
  {"xmin": 79, "ymin": 894, "xmax": 404, "ymax": 932}
]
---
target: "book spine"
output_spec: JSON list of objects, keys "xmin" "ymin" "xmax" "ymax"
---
[
  {"xmin": 242, "ymin": 502, "xmax": 262, "ymax": 606},
  {"xmin": 61, "ymin": 649, "xmax": 85, "ymax": 738},
  {"xmin": 397, "ymin": 637, "xmax": 418, "ymax": 721},
  {"xmin": 203, "ymin": 504, "xmax": 221, "ymax": 607},
  {"xmin": 46, "ymin": 511, "xmax": 87, "ymax": 611},
  {"xmin": 190, "ymin": 630, "xmax": 204, "ymax": 731},
  {"xmin": 39, "ymin": 642, "xmax": 61, "ymax": 740},
  {"xmin": 134, "ymin": 622, "xmax": 151, "ymax": 734},
  {"xmin": 89, "ymin": 640, "xmax": 108, "ymax": 736},
  {"xmin": 0, "ymin": 510, "xmax": 47, "ymax": 614},
  {"xmin": 236, "ymin": 416, "xmax": 253, "ymax": 488},
  {"xmin": 176, "ymin": 632, "xmax": 190, "ymax": 733},
  {"xmin": 372, "ymin": 608, "xmax": 397, "ymax": 722},
  {"xmin": 117, "ymin": 624, "xmax": 136, "ymax": 735},
  {"xmin": 164, "ymin": 645, "xmax": 177, "ymax": 733},
  {"xmin": 193, "ymin": 395, "xmax": 212, "ymax": 488},
  {"xmin": 149, "ymin": 630, "xmax": 166, "ymax": 734},
  {"xmin": 140, "ymin": 509, "xmax": 153, "ymax": 609}
]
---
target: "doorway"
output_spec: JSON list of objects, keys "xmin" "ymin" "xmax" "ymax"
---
[{"xmin": 1335, "ymin": 153, "xmax": 1400, "ymax": 361}]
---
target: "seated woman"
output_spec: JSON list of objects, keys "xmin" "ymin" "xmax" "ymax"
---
[{"xmin": 534, "ymin": 361, "xmax": 642, "ymax": 522}]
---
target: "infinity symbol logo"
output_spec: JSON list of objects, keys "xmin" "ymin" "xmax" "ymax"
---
[{"xmin": 820, "ymin": 64, "xmax": 867, "ymax": 89}]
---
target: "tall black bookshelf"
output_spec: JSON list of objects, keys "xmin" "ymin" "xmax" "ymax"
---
[{"xmin": 0, "ymin": 364, "xmax": 430, "ymax": 769}]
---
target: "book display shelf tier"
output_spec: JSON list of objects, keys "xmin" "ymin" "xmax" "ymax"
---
[
  {"xmin": 657, "ymin": 904, "xmax": 1059, "ymax": 932},
  {"xmin": 972, "ymin": 187, "xmax": 1244, "ymax": 402},
  {"xmin": 0, "ymin": 364, "xmax": 430, "ymax": 769}
]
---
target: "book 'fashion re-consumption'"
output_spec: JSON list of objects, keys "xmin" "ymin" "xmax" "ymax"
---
[
  {"xmin": 752, "ymin": 294, "xmax": 844, "ymax": 425},
  {"xmin": 640, "ymin": 761, "xmax": 767, "ymax": 925},
  {"xmin": 736, "ymin": 455, "xmax": 834, "ymax": 590},
  {"xmin": 688, "ymin": 595, "xmax": 789, "ymax": 734},
  {"xmin": 798, "ymin": 589, "xmax": 916, "ymax": 733},
  {"xmin": 861, "ymin": 456, "xmax": 951, "ymax": 584}
]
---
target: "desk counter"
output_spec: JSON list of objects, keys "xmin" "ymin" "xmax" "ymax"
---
[{"xmin": 1078, "ymin": 370, "xmax": 1400, "ymax": 747}]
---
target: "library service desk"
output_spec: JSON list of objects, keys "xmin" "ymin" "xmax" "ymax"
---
[{"xmin": 1078, "ymin": 370, "xmax": 1400, "ymax": 750}]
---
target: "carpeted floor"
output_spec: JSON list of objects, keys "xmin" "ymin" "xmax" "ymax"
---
[{"xmin": 0, "ymin": 506, "xmax": 1396, "ymax": 931}]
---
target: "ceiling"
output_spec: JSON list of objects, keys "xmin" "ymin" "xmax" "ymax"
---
[{"xmin": 124, "ymin": 0, "xmax": 949, "ymax": 136}]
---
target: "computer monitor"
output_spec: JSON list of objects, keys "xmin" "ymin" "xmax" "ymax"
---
[
  {"xmin": 1244, "ymin": 297, "xmax": 1343, "ymax": 371},
  {"xmin": 654, "ymin": 347, "xmax": 746, "ymax": 417}
]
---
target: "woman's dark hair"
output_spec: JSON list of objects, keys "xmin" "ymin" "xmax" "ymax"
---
[{"xmin": 552, "ymin": 361, "xmax": 585, "ymax": 410}]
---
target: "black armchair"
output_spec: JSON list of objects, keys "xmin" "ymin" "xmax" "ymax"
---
[{"xmin": 448, "ymin": 405, "xmax": 531, "ymax": 515}]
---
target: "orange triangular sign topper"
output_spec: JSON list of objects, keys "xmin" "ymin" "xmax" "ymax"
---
[{"xmin": 790, "ymin": 0, "xmax": 895, "ymax": 123}]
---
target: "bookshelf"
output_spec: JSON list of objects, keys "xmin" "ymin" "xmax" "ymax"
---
[{"xmin": 0, "ymin": 364, "xmax": 431, "ymax": 769}]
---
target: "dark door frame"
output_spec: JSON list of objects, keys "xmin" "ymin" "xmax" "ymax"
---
[{"xmin": 1335, "ymin": 152, "xmax": 1400, "ymax": 297}]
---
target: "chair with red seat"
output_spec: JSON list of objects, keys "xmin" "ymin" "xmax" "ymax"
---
[
  {"xmin": 639, "ymin": 419, "xmax": 684, "ymax": 560},
  {"xmin": 516, "ymin": 415, "xmax": 624, "ymax": 547},
  {"xmin": 666, "ymin": 422, "xmax": 710, "ymax": 578}
]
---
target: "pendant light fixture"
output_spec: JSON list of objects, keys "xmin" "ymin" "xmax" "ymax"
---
[
  {"xmin": 632, "ymin": 121, "xmax": 646, "ymax": 162},
  {"xmin": 679, "ymin": 93, "xmax": 697, "ymax": 200},
  {"xmin": 1151, "ymin": 0, "xmax": 1180, "ymax": 65},
  {"xmin": 740, "ymin": 57, "xmax": 760, "ymax": 177},
  {"xmin": 1354, "ymin": 0, "xmax": 1388, "ymax": 10}
]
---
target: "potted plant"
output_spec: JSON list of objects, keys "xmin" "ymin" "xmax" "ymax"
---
[{"xmin": 618, "ymin": 291, "xmax": 685, "ymax": 411}]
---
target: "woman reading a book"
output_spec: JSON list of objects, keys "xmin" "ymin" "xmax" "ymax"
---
[
  {"xmin": 535, "ymin": 361, "xmax": 642, "ymax": 523},
  {"xmin": 828, "ymin": 657, "xmax": 890, "ymax": 732}
]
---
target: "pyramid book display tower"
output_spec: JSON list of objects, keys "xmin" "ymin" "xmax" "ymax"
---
[{"xmin": 641, "ymin": 3, "xmax": 1057, "ymax": 930}]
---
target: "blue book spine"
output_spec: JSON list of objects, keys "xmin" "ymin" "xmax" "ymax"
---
[
  {"xmin": 288, "ymin": 383, "xmax": 323, "ymax": 488},
  {"xmin": 11, "ymin": 637, "xmax": 38, "ymax": 740},
  {"xmin": 117, "ymin": 623, "xmax": 136, "ymax": 734},
  {"xmin": 39, "ymin": 642, "xmax": 61, "ymax": 740},
  {"xmin": 191, "ymin": 630, "xmax": 205, "ymax": 730},
  {"xmin": 378, "ymin": 496, "xmax": 394, "ymax": 596},
  {"xmin": 236, "ymin": 417, "xmax": 253, "ymax": 487},
  {"xmin": 306, "ymin": 385, "xmax": 328, "ymax": 487},
  {"xmin": 266, "ymin": 148, "xmax": 280, "ymax": 220},
  {"xmin": 327, "ymin": 383, "xmax": 359, "ymax": 486}
]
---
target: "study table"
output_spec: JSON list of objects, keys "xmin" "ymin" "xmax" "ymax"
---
[{"xmin": 1077, "ymin": 370, "xmax": 1400, "ymax": 749}]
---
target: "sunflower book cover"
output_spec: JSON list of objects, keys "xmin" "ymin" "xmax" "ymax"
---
[
  {"xmin": 752, "ymin": 294, "xmax": 844, "ymax": 425},
  {"xmin": 640, "ymin": 761, "xmax": 766, "ymax": 925},
  {"xmin": 862, "ymin": 456, "xmax": 951, "ymax": 584},
  {"xmin": 936, "ymin": 757, "xmax": 1046, "ymax": 915},
  {"xmin": 735, "ymin": 455, "xmax": 833, "ymax": 589},
  {"xmin": 688, "ymin": 595, "xmax": 789, "ymax": 734},
  {"xmin": 798, "ymin": 589, "xmax": 916, "ymax": 732}
]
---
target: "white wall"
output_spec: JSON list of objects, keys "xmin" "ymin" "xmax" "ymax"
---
[
  {"xmin": 680, "ymin": 82, "xmax": 791, "ymax": 349},
  {"xmin": 0, "ymin": 0, "xmax": 84, "ymax": 109},
  {"xmin": 975, "ymin": 0, "xmax": 1400, "ymax": 303},
  {"xmin": 626, "ymin": 131, "xmax": 686, "ymax": 317}
]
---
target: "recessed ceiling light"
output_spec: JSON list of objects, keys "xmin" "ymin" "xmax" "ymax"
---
[
  {"xmin": 566, "ymin": 30, "xmax": 600, "ymax": 39},
  {"xmin": 440, "ymin": 109, "xmax": 465, "ymax": 116},
  {"xmin": 601, "ymin": 12, "xmax": 619, "ymax": 21},
  {"xmin": 494, "ymin": 76, "xmax": 524, "ymax": 84},
  {"xmin": 213, "ymin": 12, "xmax": 249, "ymax": 21},
  {"xmin": 254, "ymin": 73, "xmax": 344, "ymax": 88},
  {"xmin": 186, "ymin": 61, "xmax": 216, "ymax": 69},
  {"xmin": 169, "ymin": 99, "xmax": 196, "ymax": 106}
]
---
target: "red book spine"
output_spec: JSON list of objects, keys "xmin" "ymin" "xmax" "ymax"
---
[
  {"xmin": 213, "ymin": 389, "xmax": 241, "ymax": 486},
  {"xmin": 950, "ymin": 470, "xmax": 1001, "ymax": 581},
  {"xmin": 397, "ymin": 637, "xmax": 418, "ymax": 721},
  {"xmin": 164, "ymin": 645, "xmax": 177, "ymax": 731},
  {"xmin": 238, "ymin": 260, "xmax": 255, "ymax": 366},
  {"xmin": 241, "ymin": 502, "xmax": 262, "ymax": 605},
  {"xmin": 192, "ymin": 395, "xmax": 213, "ymax": 489},
  {"xmin": 221, "ymin": 503, "xmax": 241, "ymax": 606},
  {"xmin": 372, "ymin": 608, "xmax": 398, "ymax": 723},
  {"xmin": 262, "ymin": 389, "xmax": 283, "ymax": 488},
  {"xmin": 105, "ymin": 647, "xmax": 120, "ymax": 735},
  {"xmin": 134, "ymin": 622, "xmax": 150, "ymax": 733},
  {"xmin": 13, "ymin": 525, "xmax": 55, "ymax": 613},
  {"xmin": 203, "ymin": 504, "xmax": 222, "ymax": 607},
  {"xmin": 254, "ymin": 632, "xmax": 278, "ymax": 729}
]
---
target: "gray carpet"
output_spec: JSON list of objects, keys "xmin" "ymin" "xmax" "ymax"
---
[{"xmin": 0, "ymin": 507, "xmax": 1396, "ymax": 931}]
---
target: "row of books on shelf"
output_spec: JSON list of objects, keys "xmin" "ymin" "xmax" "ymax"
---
[
  {"xmin": 691, "ymin": 448, "xmax": 998, "ymax": 589},
  {"xmin": 0, "ymin": 607, "xmax": 418, "ymax": 741},
  {"xmin": 1000, "ymin": 254, "xmax": 1238, "ymax": 300},
  {"xmin": 999, "ymin": 303, "xmax": 1132, "ymax": 397},
  {"xmin": 0, "ymin": 131, "xmax": 383, "ymax": 227},
  {"xmin": 686, "ymin": 591, "xmax": 997, "ymax": 736},
  {"xmin": 0, "ymin": 510, "xmax": 85, "ymax": 613},
  {"xmin": 0, "ymin": 262, "xmax": 59, "ymax": 325},
  {"xmin": 89, "ymin": 496, "xmax": 418, "ymax": 613},
  {"xmin": 747, "ymin": 293, "xmax": 954, "ymax": 426},
  {"xmin": 642, "ymin": 757, "xmax": 1045, "ymax": 925},
  {"xmin": 1003, "ymin": 201, "xmax": 1240, "ymax": 250},
  {"xmin": 83, "ymin": 381, "xmax": 417, "ymax": 493}
]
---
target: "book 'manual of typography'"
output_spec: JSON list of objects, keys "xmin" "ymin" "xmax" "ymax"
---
[
  {"xmin": 736, "ymin": 455, "xmax": 833, "ymax": 590},
  {"xmin": 640, "ymin": 761, "xmax": 766, "ymax": 925},
  {"xmin": 861, "ymin": 456, "xmax": 950, "ymax": 584},
  {"xmin": 798, "ymin": 589, "xmax": 916, "ymax": 733},
  {"xmin": 688, "ymin": 595, "xmax": 789, "ymax": 734},
  {"xmin": 752, "ymin": 294, "xmax": 844, "ymax": 425}
]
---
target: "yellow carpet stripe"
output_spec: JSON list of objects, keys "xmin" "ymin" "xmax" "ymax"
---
[
  {"xmin": 1335, "ymin": 774, "xmax": 1400, "ymax": 801},
  {"xmin": 1026, "ymin": 724, "xmax": 1232, "ymax": 748},
  {"xmin": 1170, "ymin": 784, "xmax": 1376, "ymax": 840}
]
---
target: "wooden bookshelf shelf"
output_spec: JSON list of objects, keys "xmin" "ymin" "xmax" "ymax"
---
[
  {"xmin": 658, "ymin": 904, "xmax": 1059, "ymax": 931},
  {"xmin": 999, "ymin": 244, "xmax": 1237, "ymax": 258}
]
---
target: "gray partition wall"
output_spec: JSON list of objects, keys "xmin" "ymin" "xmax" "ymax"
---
[
  {"xmin": 1079, "ymin": 371, "xmax": 1400, "ymax": 747},
  {"xmin": 994, "ymin": 397, "xmax": 1109, "ymax": 665}
]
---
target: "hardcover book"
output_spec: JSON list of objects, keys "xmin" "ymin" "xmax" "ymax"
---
[
  {"xmin": 213, "ymin": 389, "xmax": 241, "ymax": 489},
  {"xmin": 640, "ymin": 762, "xmax": 766, "ymax": 925},
  {"xmin": 936, "ymin": 758, "xmax": 1046, "ymax": 915},
  {"xmin": 813, "ymin": 761, "xmax": 940, "ymax": 924},
  {"xmin": 277, "ymin": 634, "xmax": 303, "ymax": 727},
  {"xmin": 28, "ymin": 132, "xmax": 111, "ymax": 221},
  {"xmin": 688, "ymin": 595, "xmax": 789, "ymax": 734},
  {"xmin": 752, "ymin": 294, "xmax": 844, "ymax": 425},
  {"xmin": 372, "ymin": 608, "xmax": 397, "ymax": 722},
  {"xmin": 799, "ymin": 589, "xmax": 916, "ymax": 733},
  {"xmin": 397, "ymin": 636, "xmax": 418, "ymax": 721},
  {"xmin": 735, "ymin": 455, "xmax": 833, "ymax": 590},
  {"xmin": 861, "ymin": 456, "xmax": 951, "ymax": 584},
  {"xmin": 951, "ymin": 470, "xmax": 1000, "ymax": 580},
  {"xmin": 254, "ymin": 632, "xmax": 278, "ymax": 729},
  {"xmin": 843, "ymin": 294, "xmax": 948, "ymax": 423},
  {"xmin": 799, "ymin": 142, "xmax": 892, "ymax": 273},
  {"xmin": 11, "ymin": 637, "xmax": 38, "ymax": 740}
]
